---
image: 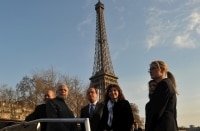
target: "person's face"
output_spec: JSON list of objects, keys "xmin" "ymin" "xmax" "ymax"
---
[
  {"xmin": 44, "ymin": 90, "xmax": 55, "ymax": 102},
  {"xmin": 57, "ymin": 85, "xmax": 69, "ymax": 97},
  {"xmin": 87, "ymin": 88, "xmax": 98, "ymax": 103},
  {"xmin": 108, "ymin": 87, "xmax": 119, "ymax": 101},
  {"xmin": 149, "ymin": 82, "xmax": 156, "ymax": 94},
  {"xmin": 149, "ymin": 64, "xmax": 163, "ymax": 80}
]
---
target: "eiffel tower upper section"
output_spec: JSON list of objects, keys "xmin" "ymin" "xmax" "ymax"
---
[{"xmin": 90, "ymin": 0, "xmax": 118, "ymax": 101}]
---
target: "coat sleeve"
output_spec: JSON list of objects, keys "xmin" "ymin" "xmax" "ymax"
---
[{"xmin": 25, "ymin": 106, "xmax": 39, "ymax": 121}]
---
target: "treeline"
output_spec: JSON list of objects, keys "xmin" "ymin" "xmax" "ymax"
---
[{"xmin": 0, "ymin": 68, "xmax": 143, "ymax": 127}]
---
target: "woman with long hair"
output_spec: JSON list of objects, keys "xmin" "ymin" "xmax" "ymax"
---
[
  {"xmin": 98, "ymin": 84, "xmax": 134, "ymax": 131},
  {"xmin": 145, "ymin": 60, "xmax": 178, "ymax": 131}
]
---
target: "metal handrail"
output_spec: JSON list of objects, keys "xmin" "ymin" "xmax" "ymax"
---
[{"xmin": 0, "ymin": 118, "xmax": 91, "ymax": 131}]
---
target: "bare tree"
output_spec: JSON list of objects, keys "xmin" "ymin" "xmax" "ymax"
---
[
  {"xmin": 32, "ymin": 67, "xmax": 57, "ymax": 90},
  {"xmin": 16, "ymin": 76, "xmax": 36, "ymax": 108},
  {"xmin": 130, "ymin": 103, "xmax": 144, "ymax": 128},
  {"xmin": 16, "ymin": 68, "xmax": 89, "ymax": 117},
  {"xmin": 0, "ymin": 84, "xmax": 19, "ymax": 119},
  {"xmin": 16, "ymin": 68, "xmax": 58, "ymax": 106},
  {"xmin": 3, "ymin": 67, "xmax": 136, "ymax": 120},
  {"xmin": 32, "ymin": 68, "xmax": 58, "ymax": 104}
]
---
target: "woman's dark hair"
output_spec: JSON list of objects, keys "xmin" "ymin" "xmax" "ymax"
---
[
  {"xmin": 104, "ymin": 84, "xmax": 125, "ymax": 103},
  {"xmin": 148, "ymin": 80, "xmax": 157, "ymax": 99}
]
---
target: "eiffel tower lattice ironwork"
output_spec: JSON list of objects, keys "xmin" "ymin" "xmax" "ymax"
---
[{"xmin": 90, "ymin": 0, "xmax": 118, "ymax": 101}]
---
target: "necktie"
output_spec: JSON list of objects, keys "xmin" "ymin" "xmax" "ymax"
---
[{"xmin": 89, "ymin": 104, "xmax": 95, "ymax": 117}]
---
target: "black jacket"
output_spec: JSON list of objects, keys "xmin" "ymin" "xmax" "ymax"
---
[
  {"xmin": 98, "ymin": 99, "xmax": 134, "ymax": 131},
  {"xmin": 46, "ymin": 97, "xmax": 78, "ymax": 131},
  {"xmin": 80, "ymin": 102, "xmax": 104, "ymax": 131},
  {"xmin": 145, "ymin": 78, "xmax": 178, "ymax": 131},
  {"xmin": 25, "ymin": 104, "xmax": 47, "ymax": 131}
]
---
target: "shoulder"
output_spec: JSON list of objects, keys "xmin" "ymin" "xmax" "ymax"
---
[
  {"xmin": 119, "ymin": 99, "xmax": 129, "ymax": 104},
  {"xmin": 48, "ymin": 97, "xmax": 63, "ymax": 103},
  {"xmin": 81, "ymin": 104, "xmax": 89, "ymax": 111},
  {"xmin": 46, "ymin": 97, "xmax": 61, "ymax": 107},
  {"xmin": 155, "ymin": 78, "xmax": 175, "ymax": 95},
  {"xmin": 156, "ymin": 79, "xmax": 169, "ymax": 89},
  {"xmin": 95, "ymin": 102, "xmax": 104, "ymax": 111},
  {"xmin": 159, "ymin": 78, "xmax": 172, "ymax": 85},
  {"xmin": 157, "ymin": 78, "xmax": 173, "ymax": 90},
  {"xmin": 96, "ymin": 102, "xmax": 104, "ymax": 107},
  {"xmin": 35, "ymin": 104, "xmax": 46, "ymax": 110},
  {"xmin": 116, "ymin": 99, "xmax": 130, "ymax": 107}
]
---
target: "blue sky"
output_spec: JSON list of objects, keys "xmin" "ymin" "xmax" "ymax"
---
[{"xmin": 1, "ymin": 0, "xmax": 200, "ymax": 127}]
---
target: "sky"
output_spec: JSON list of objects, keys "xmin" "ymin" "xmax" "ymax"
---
[{"xmin": 0, "ymin": 0, "xmax": 200, "ymax": 128}]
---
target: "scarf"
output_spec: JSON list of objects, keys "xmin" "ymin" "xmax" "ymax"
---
[{"xmin": 107, "ymin": 100, "xmax": 114, "ymax": 127}]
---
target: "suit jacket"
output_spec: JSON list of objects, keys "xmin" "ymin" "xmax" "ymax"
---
[
  {"xmin": 145, "ymin": 78, "xmax": 178, "ymax": 131},
  {"xmin": 80, "ymin": 102, "xmax": 104, "ymax": 131},
  {"xmin": 25, "ymin": 104, "xmax": 47, "ymax": 131},
  {"xmin": 98, "ymin": 99, "xmax": 134, "ymax": 131},
  {"xmin": 46, "ymin": 97, "xmax": 78, "ymax": 131}
]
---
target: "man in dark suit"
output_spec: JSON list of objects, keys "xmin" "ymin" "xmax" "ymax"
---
[
  {"xmin": 80, "ymin": 87, "xmax": 104, "ymax": 131},
  {"xmin": 46, "ymin": 83, "xmax": 78, "ymax": 131},
  {"xmin": 25, "ymin": 89, "xmax": 56, "ymax": 131}
]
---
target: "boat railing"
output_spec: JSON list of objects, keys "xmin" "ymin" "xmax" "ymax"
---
[{"xmin": 0, "ymin": 118, "xmax": 90, "ymax": 131}]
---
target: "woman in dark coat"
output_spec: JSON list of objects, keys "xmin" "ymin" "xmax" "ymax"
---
[
  {"xmin": 145, "ymin": 60, "xmax": 178, "ymax": 131},
  {"xmin": 98, "ymin": 84, "xmax": 134, "ymax": 131}
]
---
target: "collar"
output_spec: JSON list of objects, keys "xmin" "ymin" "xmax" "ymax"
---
[{"xmin": 90, "ymin": 101, "xmax": 97, "ymax": 106}]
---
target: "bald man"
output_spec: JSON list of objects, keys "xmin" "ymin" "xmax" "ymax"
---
[{"xmin": 25, "ymin": 89, "xmax": 56, "ymax": 131}]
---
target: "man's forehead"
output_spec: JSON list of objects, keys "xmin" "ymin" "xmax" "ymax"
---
[
  {"xmin": 45, "ymin": 92, "xmax": 51, "ymax": 96},
  {"xmin": 87, "ymin": 88, "xmax": 97, "ymax": 93},
  {"xmin": 47, "ymin": 90, "xmax": 53, "ymax": 93},
  {"xmin": 45, "ymin": 90, "xmax": 53, "ymax": 94},
  {"xmin": 59, "ymin": 85, "xmax": 68, "ymax": 90}
]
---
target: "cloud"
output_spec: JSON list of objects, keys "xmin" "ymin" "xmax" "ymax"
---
[
  {"xmin": 146, "ymin": 1, "xmax": 200, "ymax": 49},
  {"xmin": 188, "ymin": 11, "xmax": 200, "ymax": 32},
  {"xmin": 174, "ymin": 34, "xmax": 196, "ymax": 48},
  {"xmin": 114, "ymin": 6, "xmax": 126, "ymax": 30},
  {"xmin": 173, "ymin": 10, "xmax": 200, "ymax": 48},
  {"xmin": 77, "ymin": 13, "xmax": 93, "ymax": 36},
  {"xmin": 147, "ymin": 35, "xmax": 160, "ymax": 49},
  {"xmin": 84, "ymin": 0, "xmax": 93, "ymax": 7},
  {"xmin": 112, "ymin": 38, "xmax": 130, "ymax": 61},
  {"xmin": 145, "ymin": 8, "xmax": 170, "ymax": 47}
]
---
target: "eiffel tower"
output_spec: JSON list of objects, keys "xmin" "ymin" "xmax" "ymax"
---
[{"xmin": 90, "ymin": 0, "xmax": 118, "ymax": 101}]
